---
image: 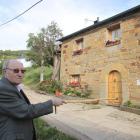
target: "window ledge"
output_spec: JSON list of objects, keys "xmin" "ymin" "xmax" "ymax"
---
[
  {"xmin": 73, "ymin": 50, "xmax": 83, "ymax": 56},
  {"xmin": 73, "ymin": 53, "xmax": 83, "ymax": 56},
  {"xmin": 106, "ymin": 42, "xmax": 121, "ymax": 47}
]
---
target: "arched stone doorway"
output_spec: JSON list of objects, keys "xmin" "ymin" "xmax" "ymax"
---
[
  {"xmin": 108, "ymin": 71, "xmax": 122, "ymax": 105},
  {"xmin": 101, "ymin": 63, "xmax": 129, "ymax": 105}
]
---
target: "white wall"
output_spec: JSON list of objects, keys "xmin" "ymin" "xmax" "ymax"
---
[{"xmin": 17, "ymin": 58, "xmax": 32, "ymax": 68}]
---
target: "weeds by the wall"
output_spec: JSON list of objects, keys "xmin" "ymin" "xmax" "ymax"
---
[{"xmin": 126, "ymin": 100, "xmax": 140, "ymax": 109}]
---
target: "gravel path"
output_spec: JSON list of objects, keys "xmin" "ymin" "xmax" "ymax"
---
[{"xmin": 21, "ymin": 84, "xmax": 140, "ymax": 140}]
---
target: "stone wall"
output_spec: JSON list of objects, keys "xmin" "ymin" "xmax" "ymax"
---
[{"xmin": 60, "ymin": 12, "xmax": 140, "ymax": 105}]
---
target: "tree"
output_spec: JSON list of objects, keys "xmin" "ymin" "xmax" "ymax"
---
[
  {"xmin": 26, "ymin": 21, "xmax": 63, "ymax": 82},
  {"xmin": 44, "ymin": 21, "xmax": 63, "ymax": 81}
]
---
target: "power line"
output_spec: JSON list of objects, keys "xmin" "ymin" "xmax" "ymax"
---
[{"xmin": 0, "ymin": 0, "xmax": 43, "ymax": 27}]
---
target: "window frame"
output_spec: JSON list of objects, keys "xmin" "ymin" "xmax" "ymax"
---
[
  {"xmin": 106, "ymin": 24, "xmax": 121, "ymax": 46},
  {"xmin": 71, "ymin": 74, "xmax": 80, "ymax": 86},
  {"xmin": 111, "ymin": 28, "xmax": 121, "ymax": 41},
  {"xmin": 77, "ymin": 40, "xmax": 83, "ymax": 50},
  {"xmin": 73, "ymin": 38, "xmax": 83, "ymax": 56}
]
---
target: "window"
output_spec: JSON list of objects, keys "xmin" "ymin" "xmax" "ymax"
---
[
  {"xmin": 71, "ymin": 75, "xmax": 80, "ymax": 85},
  {"xmin": 77, "ymin": 40, "xmax": 83, "ymax": 50},
  {"xmin": 73, "ymin": 38, "xmax": 83, "ymax": 56},
  {"xmin": 111, "ymin": 28, "xmax": 121, "ymax": 41},
  {"xmin": 73, "ymin": 76, "xmax": 78, "ymax": 82},
  {"xmin": 106, "ymin": 24, "xmax": 121, "ymax": 46}
]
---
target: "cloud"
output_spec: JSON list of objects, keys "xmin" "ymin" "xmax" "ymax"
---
[{"xmin": 0, "ymin": 0, "xmax": 140, "ymax": 51}]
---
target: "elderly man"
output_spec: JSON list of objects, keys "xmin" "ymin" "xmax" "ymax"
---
[{"xmin": 0, "ymin": 59, "xmax": 65, "ymax": 140}]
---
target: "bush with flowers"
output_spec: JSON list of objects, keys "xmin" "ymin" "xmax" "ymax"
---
[
  {"xmin": 64, "ymin": 84, "xmax": 93, "ymax": 98},
  {"xmin": 80, "ymin": 84, "xmax": 93, "ymax": 98},
  {"xmin": 64, "ymin": 89, "xmax": 80, "ymax": 97}
]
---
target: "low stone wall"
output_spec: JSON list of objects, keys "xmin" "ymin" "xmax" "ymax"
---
[
  {"xmin": 35, "ymin": 89, "xmax": 47, "ymax": 95},
  {"xmin": 120, "ymin": 106, "xmax": 140, "ymax": 115}
]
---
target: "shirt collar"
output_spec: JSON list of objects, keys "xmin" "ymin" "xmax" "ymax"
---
[{"xmin": 16, "ymin": 85, "xmax": 21, "ymax": 92}]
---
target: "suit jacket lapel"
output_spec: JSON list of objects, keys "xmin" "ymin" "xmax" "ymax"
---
[
  {"xmin": 20, "ymin": 89, "xmax": 31, "ymax": 105},
  {"xmin": 1, "ymin": 76, "xmax": 24, "ymax": 99}
]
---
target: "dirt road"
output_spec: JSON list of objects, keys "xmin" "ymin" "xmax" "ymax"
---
[{"xmin": 21, "ymin": 84, "xmax": 140, "ymax": 140}]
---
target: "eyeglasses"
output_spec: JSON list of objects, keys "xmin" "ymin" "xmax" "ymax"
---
[{"xmin": 6, "ymin": 68, "xmax": 26, "ymax": 74}]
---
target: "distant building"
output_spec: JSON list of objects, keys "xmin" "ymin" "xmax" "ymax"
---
[
  {"xmin": 17, "ymin": 58, "xmax": 32, "ymax": 68},
  {"xmin": 21, "ymin": 53, "xmax": 25, "ymax": 57}
]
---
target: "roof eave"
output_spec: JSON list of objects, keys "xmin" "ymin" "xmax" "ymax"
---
[{"xmin": 57, "ymin": 4, "xmax": 140, "ymax": 42}]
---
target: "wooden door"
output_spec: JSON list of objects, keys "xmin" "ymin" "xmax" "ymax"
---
[{"xmin": 108, "ymin": 71, "xmax": 122, "ymax": 105}]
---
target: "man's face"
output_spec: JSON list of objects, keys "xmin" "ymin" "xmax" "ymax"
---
[{"xmin": 3, "ymin": 60, "xmax": 25, "ymax": 85}]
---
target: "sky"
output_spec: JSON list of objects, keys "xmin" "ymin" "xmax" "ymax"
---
[{"xmin": 0, "ymin": 0, "xmax": 140, "ymax": 51}]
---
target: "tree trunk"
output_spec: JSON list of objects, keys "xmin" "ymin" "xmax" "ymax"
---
[
  {"xmin": 52, "ymin": 55, "xmax": 61, "ymax": 80},
  {"xmin": 40, "ymin": 59, "xmax": 44, "ymax": 82}
]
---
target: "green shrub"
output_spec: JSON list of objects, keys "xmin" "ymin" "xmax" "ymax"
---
[
  {"xmin": 64, "ymin": 89, "xmax": 72, "ymax": 95},
  {"xmin": 126, "ymin": 100, "xmax": 132, "ymax": 107},
  {"xmin": 47, "ymin": 87, "xmax": 55, "ymax": 94},
  {"xmin": 64, "ymin": 89, "xmax": 82, "ymax": 97},
  {"xmin": 126, "ymin": 100, "xmax": 140, "ymax": 109},
  {"xmin": 64, "ymin": 89, "xmax": 78, "ymax": 95},
  {"xmin": 47, "ymin": 80, "xmax": 63, "ymax": 94},
  {"xmin": 38, "ymin": 85, "xmax": 47, "ymax": 91},
  {"xmin": 76, "ymin": 92, "xmax": 81, "ymax": 97}
]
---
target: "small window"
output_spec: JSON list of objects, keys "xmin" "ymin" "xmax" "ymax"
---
[
  {"xmin": 73, "ymin": 38, "xmax": 83, "ymax": 56},
  {"xmin": 106, "ymin": 24, "xmax": 121, "ymax": 46},
  {"xmin": 117, "ymin": 29, "xmax": 121, "ymax": 39},
  {"xmin": 77, "ymin": 40, "xmax": 83, "ymax": 50},
  {"xmin": 111, "ymin": 28, "xmax": 121, "ymax": 41},
  {"xmin": 71, "ymin": 75, "xmax": 80, "ymax": 85}
]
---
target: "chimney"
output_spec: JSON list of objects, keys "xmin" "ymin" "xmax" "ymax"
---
[{"xmin": 94, "ymin": 17, "xmax": 99, "ymax": 24}]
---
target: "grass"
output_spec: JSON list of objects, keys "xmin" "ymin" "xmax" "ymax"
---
[
  {"xmin": 34, "ymin": 118, "xmax": 77, "ymax": 140},
  {"xmin": 22, "ymin": 66, "xmax": 53, "ymax": 89},
  {"xmin": 125, "ymin": 100, "xmax": 140, "ymax": 109},
  {"xmin": 91, "ymin": 107, "xmax": 101, "ymax": 109}
]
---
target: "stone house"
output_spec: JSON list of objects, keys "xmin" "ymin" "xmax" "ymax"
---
[{"xmin": 58, "ymin": 5, "xmax": 140, "ymax": 106}]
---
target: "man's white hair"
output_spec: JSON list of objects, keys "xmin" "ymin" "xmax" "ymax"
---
[{"xmin": 2, "ymin": 59, "xmax": 21, "ymax": 75}]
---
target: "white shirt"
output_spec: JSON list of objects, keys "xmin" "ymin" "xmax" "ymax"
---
[{"xmin": 16, "ymin": 85, "xmax": 21, "ymax": 92}]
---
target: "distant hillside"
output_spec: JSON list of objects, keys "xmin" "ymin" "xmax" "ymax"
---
[{"xmin": 0, "ymin": 50, "xmax": 28, "ymax": 60}]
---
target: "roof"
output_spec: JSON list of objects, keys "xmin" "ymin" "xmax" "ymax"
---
[{"xmin": 58, "ymin": 4, "xmax": 140, "ymax": 42}]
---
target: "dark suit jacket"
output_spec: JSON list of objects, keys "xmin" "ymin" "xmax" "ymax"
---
[{"xmin": 0, "ymin": 76, "xmax": 53, "ymax": 140}]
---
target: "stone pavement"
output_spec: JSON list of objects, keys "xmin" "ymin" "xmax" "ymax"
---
[{"xmin": 21, "ymin": 84, "xmax": 140, "ymax": 140}]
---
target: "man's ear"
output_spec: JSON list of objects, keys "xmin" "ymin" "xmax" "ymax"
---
[{"xmin": 2, "ymin": 69, "xmax": 6, "ymax": 74}]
